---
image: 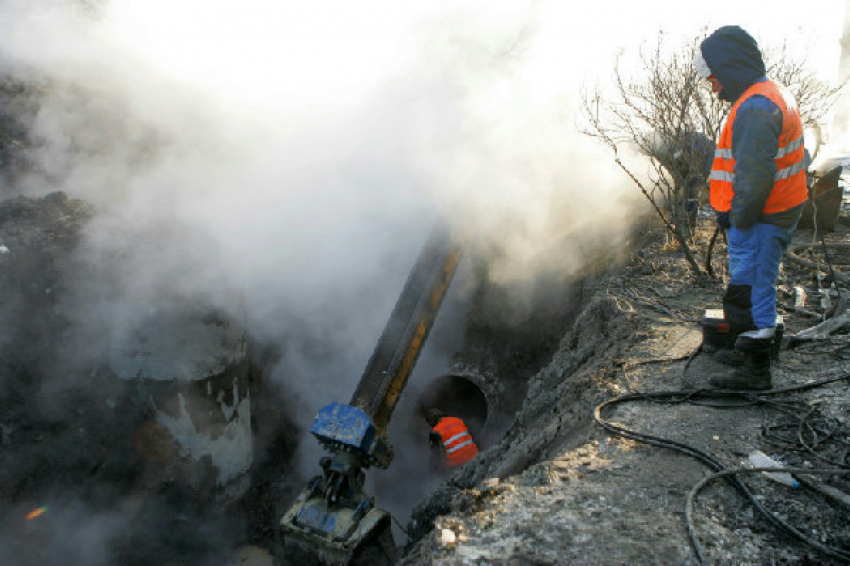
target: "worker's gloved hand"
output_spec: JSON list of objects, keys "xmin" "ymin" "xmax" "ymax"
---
[{"xmin": 716, "ymin": 211, "xmax": 731, "ymax": 230}]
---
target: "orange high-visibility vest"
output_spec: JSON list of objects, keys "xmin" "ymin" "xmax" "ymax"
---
[
  {"xmin": 433, "ymin": 417, "xmax": 478, "ymax": 467},
  {"xmin": 709, "ymin": 80, "xmax": 808, "ymax": 214}
]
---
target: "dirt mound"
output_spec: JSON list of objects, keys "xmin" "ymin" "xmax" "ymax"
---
[{"xmin": 402, "ymin": 221, "xmax": 850, "ymax": 564}]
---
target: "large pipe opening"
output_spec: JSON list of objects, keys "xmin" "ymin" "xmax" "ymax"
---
[{"xmin": 415, "ymin": 374, "xmax": 490, "ymax": 448}]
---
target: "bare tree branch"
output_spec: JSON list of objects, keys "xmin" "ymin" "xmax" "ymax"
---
[{"xmin": 579, "ymin": 29, "xmax": 847, "ymax": 279}]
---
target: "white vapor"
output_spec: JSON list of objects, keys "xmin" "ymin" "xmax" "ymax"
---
[
  {"xmin": 0, "ymin": 0, "xmax": 845, "ymax": 548},
  {"xmin": 0, "ymin": 0, "xmax": 639, "ymax": 415}
]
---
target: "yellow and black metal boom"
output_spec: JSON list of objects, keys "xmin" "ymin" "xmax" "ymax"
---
[{"xmin": 280, "ymin": 222, "xmax": 464, "ymax": 565}]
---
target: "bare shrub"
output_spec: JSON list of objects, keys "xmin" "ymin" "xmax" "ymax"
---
[{"xmin": 581, "ymin": 30, "xmax": 846, "ymax": 278}]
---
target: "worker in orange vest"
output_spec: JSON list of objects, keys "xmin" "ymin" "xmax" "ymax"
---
[
  {"xmin": 426, "ymin": 408, "xmax": 479, "ymax": 469},
  {"xmin": 695, "ymin": 26, "xmax": 807, "ymax": 391}
]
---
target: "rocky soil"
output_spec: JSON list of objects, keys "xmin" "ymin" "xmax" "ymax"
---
[
  {"xmin": 401, "ymin": 214, "xmax": 850, "ymax": 565},
  {"xmin": 2, "ymin": 153, "xmax": 849, "ymax": 565},
  {"xmin": 3, "ymin": 189, "xmax": 850, "ymax": 565}
]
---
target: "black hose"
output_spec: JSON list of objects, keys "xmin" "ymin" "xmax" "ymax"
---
[
  {"xmin": 686, "ymin": 467, "xmax": 850, "ymax": 564},
  {"xmin": 592, "ymin": 375, "xmax": 850, "ymax": 564}
]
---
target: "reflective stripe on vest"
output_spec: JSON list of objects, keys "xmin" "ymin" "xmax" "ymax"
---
[
  {"xmin": 443, "ymin": 431, "xmax": 471, "ymax": 451},
  {"xmin": 433, "ymin": 417, "xmax": 479, "ymax": 466},
  {"xmin": 709, "ymin": 80, "xmax": 808, "ymax": 214},
  {"xmin": 446, "ymin": 438, "xmax": 474, "ymax": 454},
  {"xmin": 709, "ymin": 138, "xmax": 807, "ymax": 182}
]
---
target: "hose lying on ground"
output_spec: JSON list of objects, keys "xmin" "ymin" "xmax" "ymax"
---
[
  {"xmin": 686, "ymin": 466, "xmax": 850, "ymax": 564},
  {"xmin": 593, "ymin": 375, "xmax": 850, "ymax": 564}
]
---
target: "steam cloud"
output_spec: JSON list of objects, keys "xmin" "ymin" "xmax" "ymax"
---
[
  {"xmin": 0, "ymin": 0, "xmax": 640, "ymax": 435},
  {"xmin": 1, "ymin": 0, "xmax": 845, "ymax": 561}
]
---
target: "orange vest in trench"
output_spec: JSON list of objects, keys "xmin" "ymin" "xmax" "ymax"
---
[
  {"xmin": 709, "ymin": 80, "xmax": 808, "ymax": 214},
  {"xmin": 432, "ymin": 417, "xmax": 479, "ymax": 467}
]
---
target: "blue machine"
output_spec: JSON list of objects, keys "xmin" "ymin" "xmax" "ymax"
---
[
  {"xmin": 311, "ymin": 403, "xmax": 376, "ymax": 452},
  {"xmin": 310, "ymin": 403, "xmax": 392, "ymax": 469},
  {"xmin": 280, "ymin": 224, "xmax": 465, "ymax": 565}
]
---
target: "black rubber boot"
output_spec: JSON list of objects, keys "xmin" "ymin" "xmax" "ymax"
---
[
  {"xmin": 713, "ymin": 348, "xmax": 745, "ymax": 366},
  {"xmin": 709, "ymin": 335, "xmax": 772, "ymax": 390},
  {"xmin": 711, "ymin": 320, "xmax": 755, "ymax": 367}
]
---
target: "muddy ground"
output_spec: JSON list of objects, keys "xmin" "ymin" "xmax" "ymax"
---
[{"xmin": 401, "ymin": 214, "xmax": 850, "ymax": 565}]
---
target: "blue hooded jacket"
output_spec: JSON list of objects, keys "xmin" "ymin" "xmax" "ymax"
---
[{"xmin": 700, "ymin": 26, "xmax": 803, "ymax": 229}]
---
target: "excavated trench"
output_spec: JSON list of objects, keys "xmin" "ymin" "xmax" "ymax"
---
[
  {"xmin": 0, "ymin": 72, "xmax": 609, "ymax": 564},
  {"xmin": 267, "ymin": 261, "xmax": 589, "ymax": 562},
  {"xmin": 417, "ymin": 374, "xmax": 490, "ymax": 441},
  {"xmin": 0, "ymin": 189, "xmax": 589, "ymax": 564}
]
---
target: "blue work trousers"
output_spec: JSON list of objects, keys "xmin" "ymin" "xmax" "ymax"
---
[{"xmin": 727, "ymin": 222, "xmax": 796, "ymax": 328}]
